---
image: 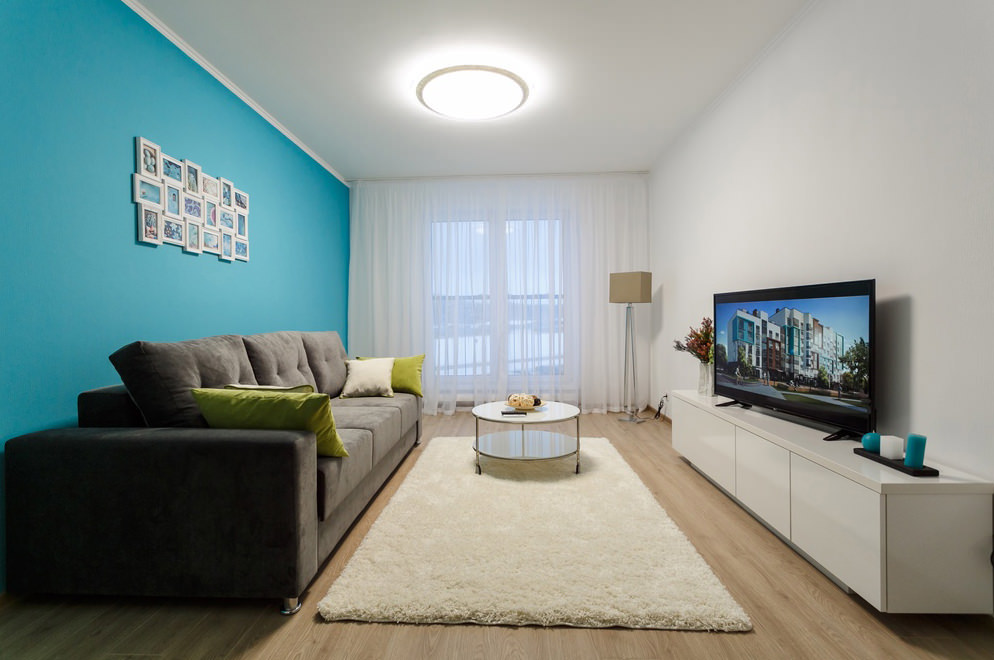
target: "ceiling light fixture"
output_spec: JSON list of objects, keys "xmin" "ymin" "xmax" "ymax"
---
[{"xmin": 417, "ymin": 65, "xmax": 528, "ymax": 120}]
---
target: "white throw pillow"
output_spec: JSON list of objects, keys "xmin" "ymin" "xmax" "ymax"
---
[{"xmin": 341, "ymin": 358, "xmax": 395, "ymax": 398}]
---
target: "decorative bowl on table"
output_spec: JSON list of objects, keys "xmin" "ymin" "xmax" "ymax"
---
[{"xmin": 506, "ymin": 393, "xmax": 543, "ymax": 411}]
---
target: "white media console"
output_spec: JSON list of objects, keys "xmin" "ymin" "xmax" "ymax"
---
[{"xmin": 671, "ymin": 390, "xmax": 994, "ymax": 614}]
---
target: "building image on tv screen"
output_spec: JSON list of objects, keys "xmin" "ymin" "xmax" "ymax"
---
[{"xmin": 713, "ymin": 295, "xmax": 871, "ymax": 415}]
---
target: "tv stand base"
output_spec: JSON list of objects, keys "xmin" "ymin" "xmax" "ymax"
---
[
  {"xmin": 823, "ymin": 428, "xmax": 860, "ymax": 441},
  {"xmin": 715, "ymin": 399, "xmax": 751, "ymax": 409}
]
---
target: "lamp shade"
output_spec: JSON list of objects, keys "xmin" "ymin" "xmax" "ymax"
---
[{"xmin": 610, "ymin": 271, "xmax": 652, "ymax": 304}]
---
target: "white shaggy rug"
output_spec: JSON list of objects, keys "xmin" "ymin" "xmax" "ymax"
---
[{"xmin": 317, "ymin": 437, "xmax": 751, "ymax": 631}]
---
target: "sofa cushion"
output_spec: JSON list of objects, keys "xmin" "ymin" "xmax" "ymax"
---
[
  {"xmin": 191, "ymin": 388, "xmax": 348, "ymax": 457},
  {"xmin": 300, "ymin": 331, "xmax": 348, "ymax": 396},
  {"xmin": 242, "ymin": 331, "xmax": 318, "ymax": 389},
  {"xmin": 316, "ymin": 429, "xmax": 373, "ymax": 521},
  {"xmin": 328, "ymin": 405, "xmax": 402, "ymax": 465},
  {"xmin": 341, "ymin": 358, "xmax": 394, "ymax": 398},
  {"xmin": 330, "ymin": 393, "xmax": 420, "ymax": 437},
  {"xmin": 359, "ymin": 354, "xmax": 425, "ymax": 396},
  {"xmin": 109, "ymin": 335, "xmax": 257, "ymax": 427}
]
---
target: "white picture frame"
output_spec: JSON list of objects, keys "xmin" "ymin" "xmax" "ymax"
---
[
  {"xmin": 136, "ymin": 137, "xmax": 161, "ymax": 179},
  {"xmin": 161, "ymin": 153, "xmax": 183, "ymax": 184},
  {"xmin": 162, "ymin": 217, "xmax": 185, "ymax": 246},
  {"xmin": 219, "ymin": 177, "xmax": 234, "ymax": 209},
  {"xmin": 204, "ymin": 199, "xmax": 218, "ymax": 228},
  {"xmin": 163, "ymin": 183, "xmax": 183, "ymax": 219},
  {"xmin": 233, "ymin": 188, "xmax": 249, "ymax": 213},
  {"xmin": 183, "ymin": 193, "xmax": 204, "ymax": 222},
  {"xmin": 220, "ymin": 231, "xmax": 234, "ymax": 261},
  {"xmin": 236, "ymin": 212, "xmax": 248, "ymax": 238},
  {"xmin": 202, "ymin": 227, "xmax": 221, "ymax": 255},
  {"xmin": 133, "ymin": 173, "xmax": 164, "ymax": 208},
  {"xmin": 137, "ymin": 203, "xmax": 162, "ymax": 245},
  {"xmin": 184, "ymin": 221, "xmax": 203, "ymax": 254},
  {"xmin": 234, "ymin": 238, "xmax": 250, "ymax": 262},
  {"xmin": 218, "ymin": 208, "xmax": 235, "ymax": 231},
  {"xmin": 183, "ymin": 159, "xmax": 202, "ymax": 195},
  {"xmin": 201, "ymin": 173, "xmax": 220, "ymax": 201}
]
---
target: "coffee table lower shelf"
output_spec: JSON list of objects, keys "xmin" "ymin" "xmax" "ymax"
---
[{"xmin": 475, "ymin": 430, "xmax": 580, "ymax": 474}]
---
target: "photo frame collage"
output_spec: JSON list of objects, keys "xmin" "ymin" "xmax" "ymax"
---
[{"xmin": 133, "ymin": 137, "xmax": 250, "ymax": 262}]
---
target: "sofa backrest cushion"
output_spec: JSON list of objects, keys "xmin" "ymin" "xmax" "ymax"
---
[
  {"xmin": 243, "ymin": 331, "xmax": 318, "ymax": 389},
  {"xmin": 109, "ymin": 335, "xmax": 257, "ymax": 427},
  {"xmin": 300, "ymin": 331, "xmax": 348, "ymax": 397}
]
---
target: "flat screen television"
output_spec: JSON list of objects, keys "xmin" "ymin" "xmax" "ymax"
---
[{"xmin": 712, "ymin": 279, "xmax": 875, "ymax": 440}]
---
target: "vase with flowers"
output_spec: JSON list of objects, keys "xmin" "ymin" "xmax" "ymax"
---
[{"xmin": 674, "ymin": 317, "xmax": 715, "ymax": 397}]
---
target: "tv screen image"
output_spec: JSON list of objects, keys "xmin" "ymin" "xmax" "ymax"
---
[{"xmin": 712, "ymin": 279, "xmax": 875, "ymax": 439}]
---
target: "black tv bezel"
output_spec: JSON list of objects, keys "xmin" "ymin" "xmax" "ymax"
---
[{"xmin": 712, "ymin": 279, "xmax": 876, "ymax": 437}]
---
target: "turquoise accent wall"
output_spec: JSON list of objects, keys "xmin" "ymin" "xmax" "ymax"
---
[{"xmin": 0, "ymin": 0, "xmax": 350, "ymax": 592}]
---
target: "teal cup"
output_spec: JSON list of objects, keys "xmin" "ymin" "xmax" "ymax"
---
[
  {"xmin": 861, "ymin": 432, "xmax": 881, "ymax": 453},
  {"xmin": 905, "ymin": 434, "xmax": 927, "ymax": 469}
]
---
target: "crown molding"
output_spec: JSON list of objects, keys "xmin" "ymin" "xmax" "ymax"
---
[{"xmin": 121, "ymin": 0, "xmax": 349, "ymax": 187}]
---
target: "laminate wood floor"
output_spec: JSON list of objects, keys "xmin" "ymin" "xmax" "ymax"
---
[{"xmin": 2, "ymin": 412, "xmax": 992, "ymax": 659}]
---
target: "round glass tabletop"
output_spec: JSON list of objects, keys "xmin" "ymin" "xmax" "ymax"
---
[{"xmin": 471, "ymin": 400, "xmax": 580, "ymax": 424}]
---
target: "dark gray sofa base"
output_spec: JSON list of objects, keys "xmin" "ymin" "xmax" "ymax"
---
[
  {"xmin": 6, "ymin": 427, "xmax": 320, "ymax": 601},
  {"xmin": 4, "ymin": 331, "xmax": 422, "ymax": 613},
  {"xmin": 6, "ymin": 425, "xmax": 417, "ymax": 610}
]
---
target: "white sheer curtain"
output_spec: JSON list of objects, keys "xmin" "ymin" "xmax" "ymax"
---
[{"xmin": 348, "ymin": 174, "xmax": 650, "ymax": 415}]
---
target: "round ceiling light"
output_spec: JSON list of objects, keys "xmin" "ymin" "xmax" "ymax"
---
[{"xmin": 417, "ymin": 65, "xmax": 528, "ymax": 120}]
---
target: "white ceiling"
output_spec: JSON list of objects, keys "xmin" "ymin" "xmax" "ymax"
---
[{"xmin": 133, "ymin": 0, "xmax": 809, "ymax": 182}]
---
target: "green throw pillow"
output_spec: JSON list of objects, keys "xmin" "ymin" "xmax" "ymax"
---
[
  {"xmin": 191, "ymin": 388, "xmax": 348, "ymax": 457},
  {"xmin": 358, "ymin": 354, "xmax": 425, "ymax": 396}
]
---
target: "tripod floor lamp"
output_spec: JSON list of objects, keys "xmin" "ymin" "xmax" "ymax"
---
[{"xmin": 610, "ymin": 271, "xmax": 652, "ymax": 423}]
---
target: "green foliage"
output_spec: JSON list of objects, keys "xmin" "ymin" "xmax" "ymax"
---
[
  {"xmin": 735, "ymin": 345, "xmax": 754, "ymax": 378},
  {"xmin": 817, "ymin": 366, "xmax": 830, "ymax": 389},
  {"xmin": 840, "ymin": 338, "xmax": 869, "ymax": 394}
]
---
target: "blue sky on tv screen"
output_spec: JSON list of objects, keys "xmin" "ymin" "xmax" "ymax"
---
[{"xmin": 715, "ymin": 295, "xmax": 870, "ymax": 347}]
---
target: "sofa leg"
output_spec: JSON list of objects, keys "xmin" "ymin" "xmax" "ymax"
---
[{"xmin": 281, "ymin": 597, "xmax": 302, "ymax": 615}]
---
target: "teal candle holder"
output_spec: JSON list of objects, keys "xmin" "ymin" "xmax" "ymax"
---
[{"xmin": 905, "ymin": 434, "xmax": 927, "ymax": 469}]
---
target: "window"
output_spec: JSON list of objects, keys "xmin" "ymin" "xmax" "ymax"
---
[
  {"xmin": 735, "ymin": 317, "xmax": 755, "ymax": 344},
  {"xmin": 431, "ymin": 218, "xmax": 565, "ymax": 386},
  {"xmin": 349, "ymin": 174, "xmax": 648, "ymax": 413},
  {"xmin": 431, "ymin": 221, "xmax": 490, "ymax": 376}
]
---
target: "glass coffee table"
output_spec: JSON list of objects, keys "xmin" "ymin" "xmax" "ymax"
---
[{"xmin": 471, "ymin": 400, "xmax": 581, "ymax": 475}]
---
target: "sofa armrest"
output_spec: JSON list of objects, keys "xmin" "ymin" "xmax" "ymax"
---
[
  {"xmin": 5, "ymin": 426, "xmax": 318, "ymax": 601},
  {"xmin": 77, "ymin": 384, "xmax": 145, "ymax": 428}
]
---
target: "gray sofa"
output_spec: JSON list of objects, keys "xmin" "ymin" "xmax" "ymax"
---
[{"xmin": 4, "ymin": 330, "xmax": 421, "ymax": 614}]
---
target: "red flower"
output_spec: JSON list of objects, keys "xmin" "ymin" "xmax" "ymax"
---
[{"xmin": 674, "ymin": 317, "xmax": 714, "ymax": 364}]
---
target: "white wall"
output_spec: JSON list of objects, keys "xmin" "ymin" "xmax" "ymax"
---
[{"xmin": 649, "ymin": 0, "xmax": 994, "ymax": 479}]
